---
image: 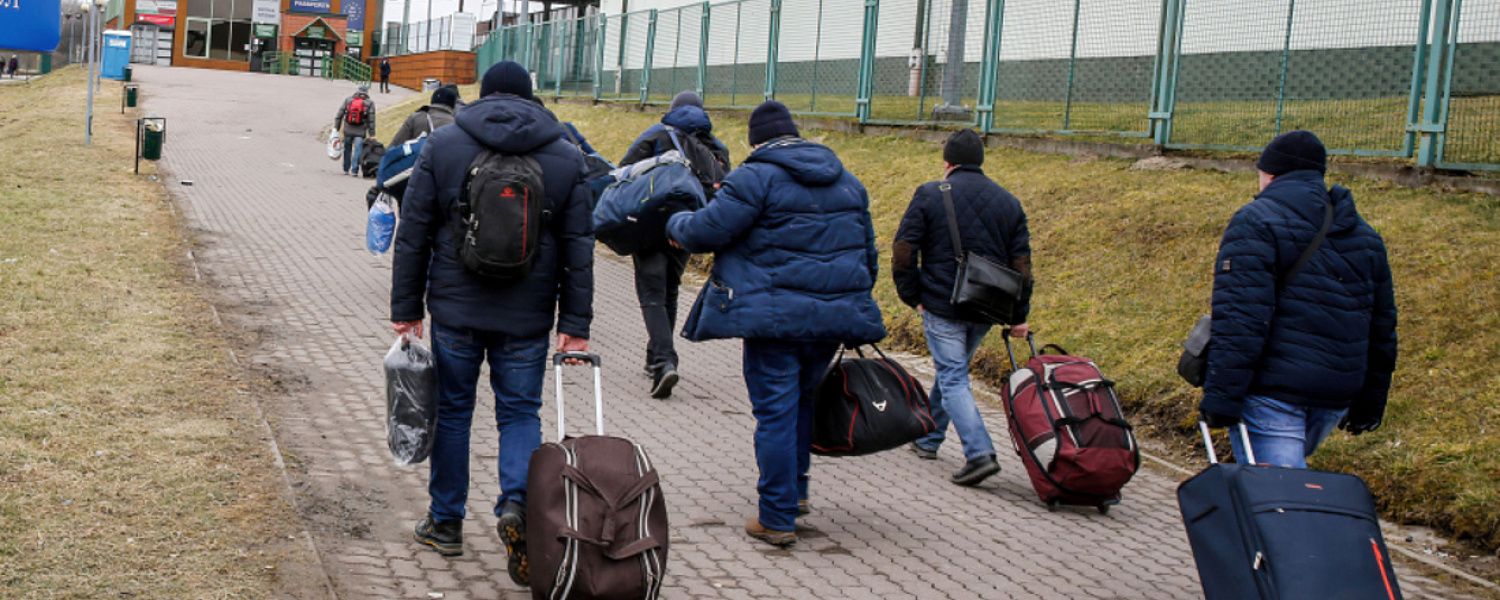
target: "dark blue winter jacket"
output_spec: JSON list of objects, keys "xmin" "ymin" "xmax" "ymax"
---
[
  {"xmin": 666, "ymin": 138, "xmax": 886, "ymax": 344},
  {"xmin": 892, "ymin": 166, "xmax": 1031, "ymax": 323},
  {"xmin": 1201, "ymin": 170, "xmax": 1397, "ymax": 419},
  {"xmin": 621, "ymin": 106, "xmax": 730, "ymax": 177},
  {"xmin": 390, "ymin": 94, "xmax": 595, "ymax": 339}
]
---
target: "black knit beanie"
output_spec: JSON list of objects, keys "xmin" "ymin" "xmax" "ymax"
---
[
  {"xmin": 1257, "ymin": 130, "xmax": 1327, "ymax": 175},
  {"xmin": 480, "ymin": 61, "xmax": 533, "ymax": 99},
  {"xmin": 944, "ymin": 129, "xmax": 985, "ymax": 166},
  {"xmin": 431, "ymin": 87, "xmax": 458, "ymax": 108},
  {"xmin": 748, "ymin": 101, "xmax": 799, "ymax": 146},
  {"xmin": 670, "ymin": 91, "xmax": 703, "ymax": 110}
]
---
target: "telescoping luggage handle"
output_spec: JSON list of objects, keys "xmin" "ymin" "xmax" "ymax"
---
[
  {"xmin": 552, "ymin": 352, "xmax": 604, "ymax": 441},
  {"xmin": 999, "ymin": 329, "xmax": 1039, "ymax": 371},
  {"xmin": 1199, "ymin": 421, "xmax": 1257, "ymax": 465}
]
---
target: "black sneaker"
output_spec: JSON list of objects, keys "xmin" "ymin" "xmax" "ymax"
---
[
  {"xmin": 413, "ymin": 513, "xmax": 463, "ymax": 556},
  {"xmin": 650, "ymin": 364, "xmax": 679, "ymax": 399},
  {"xmin": 909, "ymin": 442, "xmax": 938, "ymax": 460},
  {"xmin": 952, "ymin": 455, "xmax": 1001, "ymax": 487},
  {"xmin": 496, "ymin": 500, "xmax": 529, "ymax": 587}
]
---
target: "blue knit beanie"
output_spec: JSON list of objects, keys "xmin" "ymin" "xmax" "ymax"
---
[
  {"xmin": 1257, "ymin": 130, "xmax": 1327, "ymax": 175},
  {"xmin": 748, "ymin": 101, "xmax": 799, "ymax": 146},
  {"xmin": 481, "ymin": 61, "xmax": 533, "ymax": 99}
]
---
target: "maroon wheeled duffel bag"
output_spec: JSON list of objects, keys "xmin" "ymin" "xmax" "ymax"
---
[{"xmin": 1001, "ymin": 332, "xmax": 1139, "ymax": 513}]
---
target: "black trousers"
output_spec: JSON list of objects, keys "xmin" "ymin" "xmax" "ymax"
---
[
  {"xmin": 633, "ymin": 246, "xmax": 690, "ymax": 368},
  {"xmin": 380, "ymin": 75, "xmax": 390, "ymax": 93}
]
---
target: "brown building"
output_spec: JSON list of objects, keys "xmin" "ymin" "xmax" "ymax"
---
[{"xmin": 105, "ymin": 0, "xmax": 383, "ymax": 72}]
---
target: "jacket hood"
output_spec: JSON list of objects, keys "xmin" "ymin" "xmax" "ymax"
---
[
  {"xmin": 1259, "ymin": 170, "xmax": 1362, "ymax": 235},
  {"xmin": 455, "ymin": 94, "xmax": 562, "ymax": 154},
  {"xmin": 747, "ymin": 140, "xmax": 845, "ymax": 186},
  {"xmin": 662, "ymin": 105, "xmax": 713, "ymax": 134}
]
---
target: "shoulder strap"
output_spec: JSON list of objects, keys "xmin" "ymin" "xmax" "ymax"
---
[
  {"xmin": 1278, "ymin": 198, "xmax": 1334, "ymax": 289},
  {"xmin": 561, "ymin": 123, "xmax": 582, "ymax": 147},
  {"xmin": 939, "ymin": 182, "xmax": 964, "ymax": 259},
  {"xmin": 664, "ymin": 126, "xmax": 686, "ymax": 157},
  {"xmin": 424, "ymin": 111, "xmax": 434, "ymax": 133}
]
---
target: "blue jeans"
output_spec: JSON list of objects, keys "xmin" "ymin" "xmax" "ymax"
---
[
  {"xmin": 1230, "ymin": 395, "xmax": 1349, "ymax": 469},
  {"xmin": 343, "ymin": 134, "xmax": 364, "ymax": 174},
  {"xmin": 742, "ymin": 339, "xmax": 840, "ymax": 532},
  {"xmin": 428, "ymin": 322, "xmax": 548, "ymax": 521},
  {"xmin": 915, "ymin": 312, "xmax": 997, "ymax": 462}
]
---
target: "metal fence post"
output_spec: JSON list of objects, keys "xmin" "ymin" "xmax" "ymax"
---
[
  {"xmin": 1272, "ymin": 0, "xmax": 1297, "ymax": 137},
  {"xmin": 641, "ymin": 9, "xmax": 659, "ymax": 105},
  {"xmin": 1148, "ymin": 0, "xmax": 1184, "ymax": 146},
  {"xmin": 765, "ymin": 0, "xmax": 783, "ymax": 101},
  {"xmin": 595, "ymin": 13, "xmax": 608, "ymax": 101},
  {"xmin": 1416, "ymin": 0, "xmax": 1455, "ymax": 167},
  {"xmin": 856, "ymin": 0, "xmax": 882, "ymax": 124},
  {"xmin": 1062, "ymin": 0, "xmax": 1082, "ymax": 130},
  {"xmin": 974, "ymin": 0, "xmax": 1004, "ymax": 132},
  {"xmin": 522, "ymin": 22, "xmax": 535, "ymax": 73},
  {"xmin": 556, "ymin": 21, "xmax": 567, "ymax": 98},
  {"xmin": 699, "ymin": 2, "xmax": 711, "ymax": 95}
]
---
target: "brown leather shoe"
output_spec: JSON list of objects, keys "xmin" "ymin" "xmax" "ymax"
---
[{"xmin": 745, "ymin": 518, "xmax": 797, "ymax": 546}]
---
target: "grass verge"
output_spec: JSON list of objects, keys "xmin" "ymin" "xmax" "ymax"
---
[
  {"xmin": 0, "ymin": 67, "xmax": 311, "ymax": 598},
  {"xmin": 373, "ymin": 90, "xmax": 1500, "ymax": 555}
]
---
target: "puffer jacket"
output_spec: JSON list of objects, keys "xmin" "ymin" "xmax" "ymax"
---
[
  {"xmin": 892, "ymin": 165, "xmax": 1031, "ymax": 323},
  {"xmin": 389, "ymin": 104, "xmax": 456, "ymax": 147},
  {"xmin": 1202, "ymin": 170, "xmax": 1397, "ymax": 419},
  {"xmin": 666, "ymin": 138, "xmax": 886, "ymax": 344},
  {"xmin": 621, "ymin": 105, "xmax": 730, "ymax": 186},
  {"xmin": 390, "ymin": 94, "xmax": 595, "ymax": 338}
]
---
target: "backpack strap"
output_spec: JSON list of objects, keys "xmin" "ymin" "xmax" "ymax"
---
[
  {"xmin": 424, "ymin": 111, "xmax": 434, "ymax": 134},
  {"xmin": 561, "ymin": 123, "xmax": 583, "ymax": 148}
]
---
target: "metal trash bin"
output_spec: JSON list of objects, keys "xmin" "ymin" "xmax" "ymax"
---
[
  {"xmin": 141, "ymin": 120, "xmax": 165, "ymax": 160},
  {"xmin": 422, "ymin": 78, "xmax": 440, "ymax": 91},
  {"xmin": 125, "ymin": 85, "xmax": 138, "ymax": 108},
  {"xmin": 123, "ymin": 65, "xmax": 133, "ymax": 82}
]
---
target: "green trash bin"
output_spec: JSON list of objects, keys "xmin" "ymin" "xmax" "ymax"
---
[
  {"xmin": 126, "ymin": 86, "xmax": 138, "ymax": 108},
  {"xmin": 141, "ymin": 122, "xmax": 164, "ymax": 161},
  {"xmin": 123, "ymin": 65, "xmax": 133, "ymax": 82}
]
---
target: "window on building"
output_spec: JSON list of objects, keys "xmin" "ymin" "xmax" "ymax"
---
[
  {"xmin": 182, "ymin": 0, "xmax": 254, "ymax": 61},
  {"xmin": 185, "ymin": 18, "xmax": 210, "ymax": 58}
]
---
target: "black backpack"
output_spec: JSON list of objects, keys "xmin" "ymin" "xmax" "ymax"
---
[
  {"xmin": 665, "ymin": 127, "xmax": 728, "ymax": 190},
  {"xmin": 454, "ymin": 149, "xmax": 547, "ymax": 280}
]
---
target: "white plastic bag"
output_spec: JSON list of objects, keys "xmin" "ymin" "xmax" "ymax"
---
[
  {"xmin": 385, "ymin": 336, "xmax": 437, "ymax": 466},
  {"xmin": 366, "ymin": 193, "xmax": 396, "ymax": 256},
  {"xmin": 327, "ymin": 129, "xmax": 343, "ymax": 160}
]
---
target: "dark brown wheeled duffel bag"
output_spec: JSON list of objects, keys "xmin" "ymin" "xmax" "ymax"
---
[{"xmin": 527, "ymin": 352, "xmax": 668, "ymax": 600}]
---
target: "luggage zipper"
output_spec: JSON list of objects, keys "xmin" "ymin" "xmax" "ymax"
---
[{"xmin": 1372, "ymin": 538, "xmax": 1397, "ymax": 600}]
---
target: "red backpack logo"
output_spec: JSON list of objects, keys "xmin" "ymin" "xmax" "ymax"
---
[{"xmin": 346, "ymin": 96, "xmax": 368, "ymax": 126}]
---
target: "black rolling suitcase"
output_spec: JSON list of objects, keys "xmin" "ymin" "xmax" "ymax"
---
[{"xmin": 1177, "ymin": 422, "xmax": 1403, "ymax": 600}]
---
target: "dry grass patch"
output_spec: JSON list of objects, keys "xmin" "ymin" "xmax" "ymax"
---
[{"xmin": 0, "ymin": 67, "xmax": 311, "ymax": 598}]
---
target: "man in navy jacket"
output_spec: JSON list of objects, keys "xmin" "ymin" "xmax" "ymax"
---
[
  {"xmin": 667, "ymin": 101, "xmax": 885, "ymax": 547},
  {"xmin": 892, "ymin": 129, "xmax": 1031, "ymax": 486},
  {"xmin": 1201, "ymin": 130, "xmax": 1397, "ymax": 468},
  {"xmin": 620, "ymin": 91, "xmax": 732, "ymax": 399},
  {"xmin": 390, "ymin": 62, "xmax": 594, "ymax": 583}
]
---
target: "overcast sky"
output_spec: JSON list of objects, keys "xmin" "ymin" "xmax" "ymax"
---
[{"xmin": 380, "ymin": 0, "xmax": 550, "ymax": 29}]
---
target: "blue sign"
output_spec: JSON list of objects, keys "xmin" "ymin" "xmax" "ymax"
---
[
  {"xmin": 339, "ymin": 0, "xmax": 364, "ymax": 32},
  {"xmin": 0, "ymin": 0, "xmax": 62, "ymax": 52},
  {"xmin": 289, "ymin": 0, "xmax": 331, "ymax": 13}
]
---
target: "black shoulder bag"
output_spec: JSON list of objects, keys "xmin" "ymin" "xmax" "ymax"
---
[
  {"xmin": 1177, "ymin": 199, "xmax": 1334, "ymax": 387},
  {"xmin": 941, "ymin": 182, "xmax": 1027, "ymax": 325}
]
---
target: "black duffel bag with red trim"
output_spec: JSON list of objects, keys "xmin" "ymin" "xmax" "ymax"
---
[{"xmin": 811, "ymin": 345, "xmax": 938, "ymax": 457}]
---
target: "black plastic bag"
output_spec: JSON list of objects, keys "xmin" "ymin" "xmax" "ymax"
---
[{"xmin": 385, "ymin": 336, "xmax": 437, "ymax": 465}]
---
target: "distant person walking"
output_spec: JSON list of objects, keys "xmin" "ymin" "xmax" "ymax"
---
[
  {"xmin": 891, "ymin": 128, "xmax": 1032, "ymax": 487},
  {"xmin": 7, "ymin": 56, "xmax": 17, "ymax": 79},
  {"xmin": 389, "ymin": 86, "xmax": 457, "ymax": 147},
  {"xmin": 390, "ymin": 61, "xmax": 595, "ymax": 586},
  {"xmin": 666, "ymin": 101, "xmax": 885, "ymax": 547},
  {"xmin": 618, "ymin": 91, "xmax": 731, "ymax": 398},
  {"xmin": 334, "ymin": 84, "xmax": 375, "ymax": 176},
  {"xmin": 379, "ymin": 58, "xmax": 391, "ymax": 93},
  {"xmin": 1199, "ymin": 130, "xmax": 1397, "ymax": 467}
]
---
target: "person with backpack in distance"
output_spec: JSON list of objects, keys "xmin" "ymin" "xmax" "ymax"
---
[
  {"xmin": 335, "ymin": 84, "xmax": 376, "ymax": 177},
  {"xmin": 666, "ymin": 101, "xmax": 885, "ymax": 547},
  {"xmin": 891, "ymin": 129, "xmax": 1032, "ymax": 487},
  {"xmin": 379, "ymin": 57, "xmax": 392, "ymax": 93},
  {"xmin": 620, "ymin": 91, "xmax": 731, "ymax": 399},
  {"xmin": 1199, "ymin": 130, "xmax": 1397, "ymax": 467},
  {"xmin": 389, "ymin": 86, "xmax": 458, "ymax": 147},
  {"xmin": 390, "ymin": 61, "xmax": 595, "ymax": 587}
]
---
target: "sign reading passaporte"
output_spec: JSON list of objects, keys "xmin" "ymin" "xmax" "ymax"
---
[
  {"xmin": 289, "ymin": 0, "xmax": 332, "ymax": 13},
  {"xmin": 0, "ymin": 0, "xmax": 62, "ymax": 52}
]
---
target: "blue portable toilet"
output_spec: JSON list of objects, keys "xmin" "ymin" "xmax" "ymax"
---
[{"xmin": 101, "ymin": 30, "xmax": 133, "ymax": 80}]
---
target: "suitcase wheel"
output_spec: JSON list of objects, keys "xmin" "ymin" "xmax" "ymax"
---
[
  {"xmin": 1097, "ymin": 504, "xmax": 1110, "ymax": 515},
  {"xmin": 1046, "ymin": 500, "xmax": 1060, "ymax": 512}
]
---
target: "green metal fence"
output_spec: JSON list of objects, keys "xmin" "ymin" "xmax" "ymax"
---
[{"xmin": 474, "ymin": 0, "xmax": 1500, "ymax": 171}]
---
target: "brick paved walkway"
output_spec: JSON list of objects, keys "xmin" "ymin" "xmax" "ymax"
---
[{"xmin": 137, "ymin": 65, "xmax": 1475, "ymax": 600}]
